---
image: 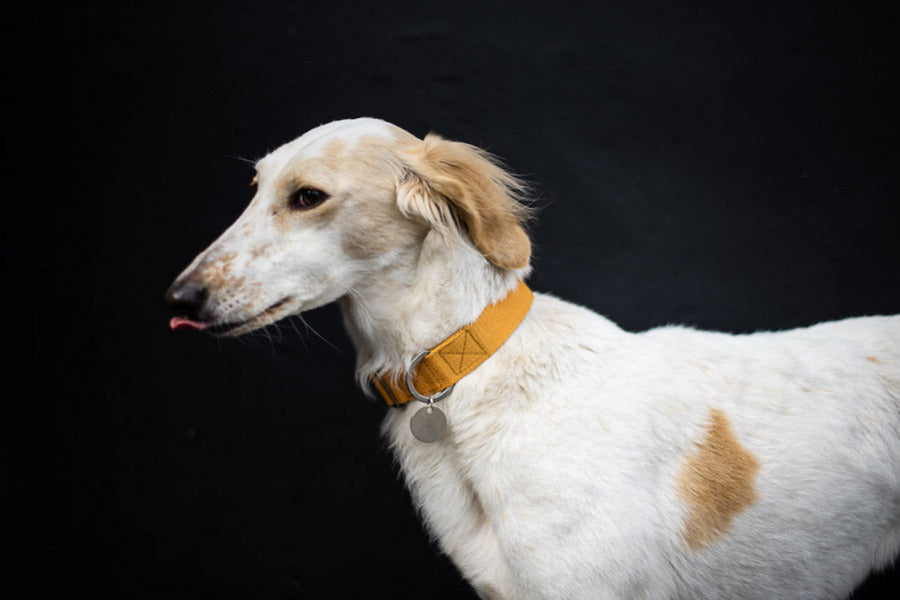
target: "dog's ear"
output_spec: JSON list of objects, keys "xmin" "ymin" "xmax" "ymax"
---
[{"xmin": 397, "ymin": 134, "xmax": 531, "ymax": 270}]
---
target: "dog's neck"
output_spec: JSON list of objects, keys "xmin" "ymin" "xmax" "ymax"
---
[{"xmin": 339, "ymin": 231, "xmax": 527, "ymax": 391}]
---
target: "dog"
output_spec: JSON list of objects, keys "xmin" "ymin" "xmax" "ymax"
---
[{"xmin": 166, "ymin": 117, "xmax": 899, "ymax": 599}]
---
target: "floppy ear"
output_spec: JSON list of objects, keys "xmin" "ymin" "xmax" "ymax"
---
[{"xmin": 397, "ymin": 134, "xmax": 531, "ymax": 270}]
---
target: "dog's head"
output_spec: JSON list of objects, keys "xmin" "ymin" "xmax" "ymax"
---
[{"xmin": 166, "ymin": 117, "xmax": 531, "ymax": 335}]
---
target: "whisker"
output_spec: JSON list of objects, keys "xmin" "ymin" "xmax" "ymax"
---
[
  {"xmin": 297, "ymin": 314, "xmax": 341, "ymax": 353},
  {"xmin": 264, "ymin": 324, "xmax": 276, "ymax": 354},
  {"xmin": 226, "ymin": 154, "xmax": 258, "ymax": 166},
  {"xmin": 287, "ymin": 317, "xmax": 312, "ymax": 355}
]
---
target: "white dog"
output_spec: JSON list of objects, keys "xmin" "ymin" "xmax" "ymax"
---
[{"xmin": 167, "ymin": 118, "xmax": 899, "ymax": 599}]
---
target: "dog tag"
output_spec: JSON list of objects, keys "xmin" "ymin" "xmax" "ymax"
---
[{"xmin": 410, "ymin": 405, "xmax": 447, "ymax": 443}]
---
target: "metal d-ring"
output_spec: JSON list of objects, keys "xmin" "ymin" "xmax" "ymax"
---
[{"xmin": 406, "ymin": 350, "xmax": 455, "ymax": 405}]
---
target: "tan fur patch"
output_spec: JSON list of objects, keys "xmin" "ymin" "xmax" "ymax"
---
[
  {"xmin": 866, "ymin": 356, "xmax": 881, "ymax": 364},
  {"xmin": 677, "ymin": 409, "xmax": 759, "ymax": 550},
  {"xmin": 250, "ymin": 243, "xmax": 272, "ymax": 260},
  {"xmin": 272, "ymin": 132, "xmax": 425, "ymax": 257},
  {"xmin": 272, "ymin": 195, "xmax": 341, "ymax": 232},
  {"xmin": 319, "ymin": 136, "xmax": 419, "ymax": 257},
  {"xmin": 399, "ymin": 134, "xmax": 532, "ymax": 269}
]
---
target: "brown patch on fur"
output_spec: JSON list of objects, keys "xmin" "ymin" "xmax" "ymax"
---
[
  {"xmin": 398, "ymin": 134, "xmax": 531, "ymax": 269},
  {"xmin": 677, "ymin": 409, "xmax": 759, "ymax": 550},
  {"xmin": 272, "ymin": 196, "xmax": 341, "ymax": 232},
  {"xmin": 269, "ymin": 191, "xmax": 340, "ymax": 233},
  {"xmin": 339, "ymin": 203, "xmax": 421, "ymax": 258},
  {"xmin": 203, "ymin": 269, "xmax": 246, "ymax": 291},
  {"xmin": 250, "ymin": 243, "xmax": 272, "ymax": 260},
  {"xmin": 275, "ymin": 133, "xmax": 425, "ymax": 257},
  {"xmin": 866, "ymin": 356, "xmax": 881, "ymax": 364},
  {"xmin": 339, "ymin": 136, "xmax": 427, "ymax": 258},
  {"xmin": 218, "ymin": 252, "xmax": 237, "ymax": 274},
  {"xmin": 196, "ymin": 251, "xmax": 243, "ymax": 291},
  {"xmin": 267, "ymin": 138, "xmax": 351, "ymax": 232}
]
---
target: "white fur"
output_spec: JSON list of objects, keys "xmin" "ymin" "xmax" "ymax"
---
[{"xmin": 170, "ymin": 118, "xmax": 900, "ymax": 599}]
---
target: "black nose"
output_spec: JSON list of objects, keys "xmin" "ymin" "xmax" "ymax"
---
[{"xmin": 165, "ymin": 279, "xmax": 208, "ymax": 320}]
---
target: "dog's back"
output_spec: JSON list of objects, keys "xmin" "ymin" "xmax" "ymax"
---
[
  {"xmin": 639, "ymin": 315, "xmax": 900, "ymax": 599},
  {"xmin": 401, "ymin": 296, "xmax": 900, "ymax": 599}
]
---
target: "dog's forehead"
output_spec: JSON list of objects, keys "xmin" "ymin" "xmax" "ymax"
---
[{"xmin": 256, "ymin": 118, "xmax": 403, "ymax": 175}]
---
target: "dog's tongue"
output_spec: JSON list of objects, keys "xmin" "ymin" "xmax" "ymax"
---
[{"xmin": 169, "ymin": 317, "xmax": 209, "ymax": 331}]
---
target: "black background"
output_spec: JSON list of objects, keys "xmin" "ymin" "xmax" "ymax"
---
[{"xmin": 8, "ymin": 1, "xmax": 900, "ymax": 598}]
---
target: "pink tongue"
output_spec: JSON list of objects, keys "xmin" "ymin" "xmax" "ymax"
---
[{"xmin": 169, "ymin": 317, "xmax": 210, "ymax": 331}]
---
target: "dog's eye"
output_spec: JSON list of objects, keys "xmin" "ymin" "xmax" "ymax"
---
[{"xmin": 290, "ymin": 187, "xmax": 329, "ymax": 210}]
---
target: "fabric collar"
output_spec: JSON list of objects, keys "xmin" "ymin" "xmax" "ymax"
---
[{"xmin": 370, "ymin": 281, "xmax": 534, "ymax": 407}]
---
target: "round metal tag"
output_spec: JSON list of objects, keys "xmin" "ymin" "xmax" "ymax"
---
[{"xmin": 410, "ymin": 405, "xmax": 447, "ymax": 443}]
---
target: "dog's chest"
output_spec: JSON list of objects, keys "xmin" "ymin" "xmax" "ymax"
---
[{"xmin": 382, "ymin": 384, "xmax": 677, "ymax": 596}]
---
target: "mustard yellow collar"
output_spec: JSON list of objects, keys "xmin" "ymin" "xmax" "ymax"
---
[{"xmin": 371, "ymin": 281, "xmax": 534, "ymax": 407}]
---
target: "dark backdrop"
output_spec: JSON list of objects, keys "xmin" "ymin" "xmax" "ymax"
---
[{"xmin": 8, "ymin": 1, "xmax": 899, "ymax": 598}]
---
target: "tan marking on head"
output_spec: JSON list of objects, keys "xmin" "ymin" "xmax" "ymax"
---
[
  {"xmin": 866, "ymin": 356, "xmax": 881, "ymax": 364},
  {"xmin": 195, "ymin": 251, "xmax": 242, "ymax": 290},
  {"xmin": 269, "ymin": 138, "xmax": 353, "ymax": 233},
  {"xmin": 249, "ymin": 243, "xmax": 272, "ymax": 260},
  {"xmin": 262, "ymin": 138, "xmax": 346, "ymax": 232},
  {"xmin": 339, "ymin": 202, "xmax": 423, "ymax": 258},
  {"xmin": 202, "ymin": 267, "xmax": 245, "ymax": 291},
  {"xmin": 270, "ymin": 194, "xmax": 342, "ymax": 232},
  {"xmin": 275, "ymin": 131, "xmax": 424, "ymax": 257},
  {"xmin": 218, "ymin": 252, "xmax": 237, "ymax": 275},
  {"xmin": 677, "ymin": 408, "xmax": 759, "ymax": 550},
  {"xmin": 250, "ymin": 173, "xmax": 258, "ymax": 187},
  {"xmin": 397, "ymin": 133, "xmax": 532, "ymax": 269}
]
